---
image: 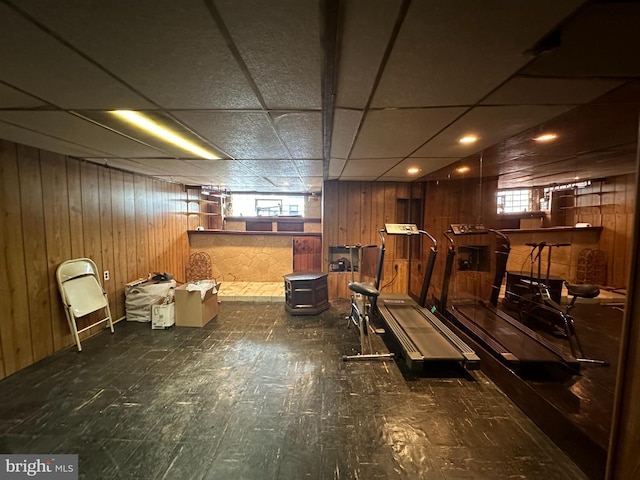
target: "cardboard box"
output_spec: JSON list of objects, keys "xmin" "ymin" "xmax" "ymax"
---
[
  {"xmin": 174, "ymin": 283, "xmax": 219, "ymax": 327},
  {"xmin": 151, "ymin": 303, "xmax": 175, "ymax": 329}
]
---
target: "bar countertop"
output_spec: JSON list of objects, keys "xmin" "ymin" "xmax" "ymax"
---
[
  {"xmin": 188, "ymin": 229, "xmax": 321, "ymax": 237},
  {"xmin": 499, "ymin": 226, "xmax": 602, "ymax": 234}
]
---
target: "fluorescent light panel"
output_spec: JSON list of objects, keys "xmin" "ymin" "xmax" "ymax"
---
[{"xmin": 111, "ymin": 110, "xmax": 220, "ymax": 159}]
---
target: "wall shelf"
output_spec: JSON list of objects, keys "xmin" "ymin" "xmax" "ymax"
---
[
  {"xmin": 184, "ymin": 199, "xmax": 219, "ymax": 205},
  {"xmin": 183, "ymin": 196, "xmax": 224, "ymax": 229},
  {"xmin": 184, "ymin": 212, "xmax": 221, "ymax": 216}
]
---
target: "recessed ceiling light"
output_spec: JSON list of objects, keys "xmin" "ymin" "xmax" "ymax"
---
[
  {"xmin": 533, "ymin": 133, "xmax": 558, "ymax": 142},
  {"xmin": 459, "ymin": 135, "xmax": 478, "ymax": 144},
  {"xmin": 111, "ymin": 110, "xmax": 220, "ymax": 159},
  {"xmin": 456, "ymin": 166, "xmax": 470, "ymax": 173},
  {"xmin": 407, "ymin": 167, "xmax": 421, "ymax": 175}
]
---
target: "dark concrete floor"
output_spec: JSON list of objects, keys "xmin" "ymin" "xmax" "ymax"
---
[{"xmin": 0, "ymin": 300, "xmax": 589, "ymax": 480}]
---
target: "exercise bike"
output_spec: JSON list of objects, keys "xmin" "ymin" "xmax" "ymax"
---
[
  {"xmin": 342, "ymin": 232, "xmax": 394, "ymax": 362},
  {"xmin": 516, "ymin": 241, "xmax": 607, "ymax": 366}
]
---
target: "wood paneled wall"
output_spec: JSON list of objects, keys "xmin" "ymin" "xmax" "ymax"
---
[
  {"xmin": 607, "ymin": 169, "xmax": 640, "ymax": 480},
  {"xmin": 322, "ymin": 180, "xmax": 412, "ymax": 300},
  {"xmin": 293, "ymin": 236, "xmax": 322, "ymax": 272},
  {"xmin": 421, "ymin": 174, "xmax": 635, "ymax": 299},
  {"xmin": 421, "ymin": 177, "xmax": 499, "ymax": 304},
  {"xmin": 0, "ymin": 139, "xmax": 191, "ymax": 380},
  {"xmin": 573, "ymin": 174, "xmax": 636, "ymax": 288}
]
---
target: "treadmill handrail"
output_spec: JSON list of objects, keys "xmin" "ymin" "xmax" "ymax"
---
[
  {"xmin": 418, "ymin": 231, "xmax": 437, "ymax": 308},
  {"xmin": 380, "ymin": 226, "xmax": 438, "ymax": 309},
  {"xmin": 418, "ymin": 229, "xmax": 437, "ymax": 248}
]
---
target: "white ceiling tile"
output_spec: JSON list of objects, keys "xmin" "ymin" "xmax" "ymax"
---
[
  {"xmin": 173, "ymin": 111, "xmax": 289, "ymax": 159},
  {"xmin": 0, "ymin": 121, "xmax": 109, "ymax": 158},
  {"xmin": 372, "ymin": 0, "xmax": 584, "ymax": 107},
  {"xmin": 351, "ymin": 107, "xmax": 466, "ymax": 158},
  {"xmin": 482, "ymin": 78, "xmax": 623, "ymax": 105},
  {"xmin": 0, "ymin": 111, "xmax": 170, "ymax": 157},
  {"xmin": 379, "ymin": 157, "xmax": 459, "ymax": 179},
  {"xmin": 236, "ymin": 159, "xmax": 299, "ymax": 176},
  {"xmin": 0, "ymin": 3, "xmax": 152, "ymax": 110},
  {"xmin": 215, "ymin": 0, "xmax": 322, "ymax": 109},
  {"xmin": 15, "ymin": 0, "xmax": 261, "ymax": 109},
  {"xmin": 182, "ymin": 159, "xmax": 253, "ymax": 177},
  {"xmin": 328, "ymin": 158, "xmax": 346, "ymax": 179},
  {"xmin": 340, "ymin": 158, "xmax": 401, "ymax": 180},
  {"xmin": 336, "ymin": 0, "xmax": 403, "ymax": 109},
  {"xmin": 131, "ymin": 159, "xmax": 220, "ymax": 176},
  {"xmin": 0, "ymin": 83, "xmax": 48, "ymax": 108},
  {"xmin": 220, "ymin": 176, "xmax": 283, "ymax": 192},
  {"xmin": 330, "ymin": 109, "xmax": 363, "ymax": 159},
  {"xmin": 413, "ymin": 105, "xmax": 575, "ymax": 158},
  {"xmin": 272, "ymin": 112, "xmax": 323, "ymax": 158},
  {"xmin": 264, "ymin": 177, "xmax": 306, "ymax": 190},
  {"xmin": 301, "ymin": 177, "xmax": 323, "ymax": 191},
  {"xmin": 294, "ymin": 159, "xmax": 323, "ymax": 177}
]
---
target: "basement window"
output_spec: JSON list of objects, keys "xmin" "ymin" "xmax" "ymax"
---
[
  {"xmin": 230, "ymin": 194, "xmax": 306, "ymax": 217},
  {"xmin": 497, "ymin": 189, "xmax": 532, "ymax": 214}
]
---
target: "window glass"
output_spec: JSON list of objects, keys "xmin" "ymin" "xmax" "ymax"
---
[
  {"xmin": 497, "ymin": 189, "xmax": 532, "ymax": 214},
  {"xmin": 231, "ymin": 194, "xmax": 305, "ymax": 217}
]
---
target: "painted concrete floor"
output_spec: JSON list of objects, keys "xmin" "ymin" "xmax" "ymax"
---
[{"xmin": 0, "ymin": 300, "xmax": 588, "ymax": 480}]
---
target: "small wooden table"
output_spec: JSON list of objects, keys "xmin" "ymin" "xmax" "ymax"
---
[{"xmin": 283, "ymin": 272, "xmax": 329, "ymax": 315}]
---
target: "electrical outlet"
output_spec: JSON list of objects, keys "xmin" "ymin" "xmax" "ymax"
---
[{"xmin": 103, "ymin": 270, "xmax": 110, "ymax": 281}]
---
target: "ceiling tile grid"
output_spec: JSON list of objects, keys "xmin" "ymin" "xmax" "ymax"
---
[
  {"xmin": 0, "ymin": 2, "xmax": 153, "ymax": 110},
  {"xmin": 0, "ymin": 0, "xmax": 637, "ymax": 193},
  {"xmin": 350, "ymin": 107, "xmax": 467, "ymax": 159}
]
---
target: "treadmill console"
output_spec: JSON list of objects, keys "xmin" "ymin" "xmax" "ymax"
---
[
  {"xmin": 385, "ymin": 223, "xmax": 419, "ymax": 235},
  {"xmin": 450, "ymin": 224, "xmax": 489, "ymax": 235}
]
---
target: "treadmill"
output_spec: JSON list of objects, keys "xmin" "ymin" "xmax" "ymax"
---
[
  {"xmin": 375, "ymin": 224, "xmax": 479, "ymax": 372},
  {"xmin": 440, "ymin": 224, "xmax": 579, "ymax": 370}
]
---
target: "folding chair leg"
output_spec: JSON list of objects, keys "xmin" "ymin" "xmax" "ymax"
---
[
  {"xmin": 104, "ymin": 299, "xmax": 115, "ymax": 334},
  {"xmin": 64, "ymin": 308, "xmax": 82, "ymax": 351}
]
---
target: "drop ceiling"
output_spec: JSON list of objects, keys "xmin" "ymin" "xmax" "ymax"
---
[{"xmin": 0, "ymin": 0, "xmax": 638, "ymax": 193}]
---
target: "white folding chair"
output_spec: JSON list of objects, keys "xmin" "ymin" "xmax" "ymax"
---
[{"xmin": 56, "ymin": 258, "xmax": 115, "ymax": 351}]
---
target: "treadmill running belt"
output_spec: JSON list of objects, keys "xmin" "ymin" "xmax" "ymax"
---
[
  {"xmin": 385, "ymin": 305, "xmax": 465, "ymax": 361},
  {"xmin": 453, "ymin": 303, "xmax": 560, "ymax": 363}
]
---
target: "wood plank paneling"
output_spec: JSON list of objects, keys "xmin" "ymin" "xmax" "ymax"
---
[
  {"xmin": 0, "ymin": 139, "xmax": 191, "ymax": 381},
  {"xmin": 323, "ymin": 180, "xmax": 411, "ymax": 299},
  {"xmin": 111, "ymin": 170, "xmax": 128, "ymax": 319},
  {"xmin": 41, "ymin": 151, "xmax": 73, "ymax": 351},
  {"xmin": 134, "ymin": 175, "xmax": 149, "ymax": 278},
  {"xmin": 293, "ymin": 236, "xmax": 322, "ymax": 272},
  {"xmin": 123, "ymin": 173, "xmax": 138, "ymax": 283},
  {"xmin": 98, "ymin": 168, "xmax": 115, "ymax": 335},
  {"xmin": 66, "ymin": 159, "xmax": 84, "ymax": 259},
  {"xmin": 18, "ymin": 145, "xmax": 53, "ymax": 362},
  {"xmin": 0, "ymin": 140, "xmax": 33, "ymax": 376}
]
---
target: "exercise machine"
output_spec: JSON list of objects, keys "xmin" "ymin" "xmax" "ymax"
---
[
  {"xmin": 440, "ymin": 224, "xmax": 580, "ymax": 370},
  {"xmin": 375, "ymin": 224, "xmax": 479, "ymax": 372},
  {"xmin": 512, "ymin": 241, "xmax": 607, "ymax": 365},
  {"xmin": 343, "ymin": 240, "xmax": 394, "ymax": 361}
]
